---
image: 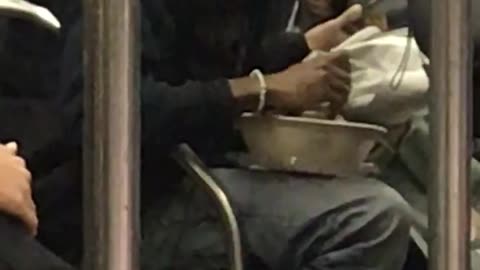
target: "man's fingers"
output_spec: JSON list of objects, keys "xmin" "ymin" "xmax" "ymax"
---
[
  {"xmin": 328, "ymin": 73, "xmax": 351, "ymax": 95},
  {"xmin": 0, "ymin": 141, "xmax": 36, "ymax": 236},
  {"xmin": 325, "ymin": 52, "xmax": 351, "ymax": 85},
  {"xmin": 323, "ymin": 91, "xmax": 346, "ymax": 119},
  {"xmin": 325, "ymin": 74, "xmax": 351, "ymax": 118},
  {"xmin": 19, "ymin": 204, "xmax": 38, "ymax": 236},
  {"xmin": 324, "ymin": 63, "xmax": 351, "ymax": 92},
  {"xmin": 12, "ymin": 156, "xmax": 26, "ymax": 168},
  {"xmin": 311, "ymin": 51, "xmax": 350, "ymax": 73},
  {"xmin": 25, "ymin": 197, "xmax": 38, "ymax": 236},
  {"xmin": 17, "ymin": 188, "xmax": 37, "ymax": 236},
  {"xmin": 343, "ymin": 19, "xmax": 365, "ymax": 35},
  {"xmin": 2, "ymin": 190, "xmax": 38, "ymax": 236},
  {"xmin": 328, "ymin": 90, "xmax": 349, "ymax": 117},
  {"xmin": 307, "ymin": 51, "xmax": 330, "ymax": 67},
  {"xmin": 326, "ymin": 87, "xmax": 348, "ymax": 105},
  {"xmin": 5, "ymin": 142, "xmax": 18, "ymax": 155},
  {"xmin": 0, "ymin": 143, "xmax": 17, "ymax": 157},
  {"xmin": 330, "ymin": 51, "xmax": 350, "ymax": 69},
  {"xmin": 334, "ymin": 4, "xmax": 363, "ymax": 26},
  {"xmin": 321, "ymin": 51, "xmax": 350, "ymax": 71},
  {"xmin": 325, "ymin": 63, "xmax": 350, "ymax": 82}
]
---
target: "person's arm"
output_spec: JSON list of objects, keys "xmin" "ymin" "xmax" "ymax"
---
[
  {"xmin": 59, "ymin": 19, "xmax": 348, "ymax": 151},
  {"xmin": 57, "ymin": 17, "xmax": 351, "ymax": 156},
  {"xmin": 248, "ymin": 31, "xmax": 311, "ymax": 74},
  {"xmin": 0, "ymin": 142, "xmax": 36, "ymax": 235},
  {"xmin": 247, "ymin": 4, "xmax": 364, "ymax": 74},
  {"xmin": 139, "ymin": 77, "xmax": 259, "ymax": 150},
  {"xmin": 0, "ymin": 143, "xmax": 73, "ymax": 270},
  {"xmin": 58, "ymin": 22, "xmax": 262, "ymax": 154}
]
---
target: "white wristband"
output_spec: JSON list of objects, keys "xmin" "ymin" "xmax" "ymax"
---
[{"xmin": 249, "ymin": 69, "xmax": 267, "ymax": 112}]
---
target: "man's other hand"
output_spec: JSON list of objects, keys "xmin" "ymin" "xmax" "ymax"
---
[
  {"xmin": 305, "ymin": 4, "xmax": 363, "ymax": 51},
  {"xmin": 0, "ymin": 142, "xmax": 37, "ymax": 236},
  {"xmin": 266, "ymin": 51, "xmax": 350, "ymax": 116}
]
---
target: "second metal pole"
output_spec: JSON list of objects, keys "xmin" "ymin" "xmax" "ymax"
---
[
  {"xmin": 82, "ymin": 0, "xmax": 141, "ymax": 269},
  {"xmin": 429, "ymin": 0, "xmax": 472, "ymax": 269}
]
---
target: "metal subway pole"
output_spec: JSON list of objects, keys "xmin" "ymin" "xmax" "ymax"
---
[
  {"xmin": 82, "ymin": 0, "xmax": 141, "ymax": 269},
  {"xmin": 429, "ymin": 0, "xmax": 472, "ymax": 269}
]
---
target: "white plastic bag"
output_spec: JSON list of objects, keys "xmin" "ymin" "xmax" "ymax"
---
[{"xmin": 306, "ymin": 26, "xmax": 430, "ymax": 126}]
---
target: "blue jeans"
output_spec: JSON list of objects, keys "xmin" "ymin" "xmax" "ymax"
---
[{"xmin": 141, "ymin": 169, "xmax": 412, "ymax": 270}]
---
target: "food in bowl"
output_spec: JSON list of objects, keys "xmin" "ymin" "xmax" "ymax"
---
[{"xmin": 237, "ymin": 113, "xmax": 387, "ymax": 177}]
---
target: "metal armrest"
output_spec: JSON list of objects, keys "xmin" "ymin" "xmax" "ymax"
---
[{"xmin": 172, "ymin": 144, "xmax": 243, "ymax": 270}]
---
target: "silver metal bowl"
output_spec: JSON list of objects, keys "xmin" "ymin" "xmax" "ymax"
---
[{"xmin": 237, "ymin": 113, "xmax": 388, "ymax": 176}]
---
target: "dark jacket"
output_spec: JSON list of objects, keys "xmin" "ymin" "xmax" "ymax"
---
[{"xmin": 0, "ymin": 216, "xmax": 74, "ymax": 270}]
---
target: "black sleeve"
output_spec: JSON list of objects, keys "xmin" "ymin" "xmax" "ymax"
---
[
  {"xmin": 0, "ymin": 215, "xmax": 74, "ymax": 270},
  {"xmin": 242, "ymin": 0, "xmax": 309, "ymax": 73},
  {"xmin": 57, "ymin": 20, "xmax": 239, "ymax": 155},
  {"xmin": 246, "ymin": 32, "xmax": 310, "ymax": 74}
]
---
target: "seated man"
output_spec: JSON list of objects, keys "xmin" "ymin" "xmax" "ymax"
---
[
  {"xmin": 31, "ymin": 0, "xmax": 412, "ymax": 269},
  {"xmin": 138, "ymin": 3, "xmax": 412, "ymax": 269}
]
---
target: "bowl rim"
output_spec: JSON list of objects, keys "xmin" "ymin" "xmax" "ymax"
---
[{"xmin": 240, "ymin": 113, "xmax": 388, "ymax": 134}]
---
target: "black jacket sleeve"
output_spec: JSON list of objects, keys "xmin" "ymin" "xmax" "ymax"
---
[
  {"xmin": 250, "ymin": 32, "xmax": 310, "ymax": 73},
  {"xmin": 0, "ymin": 215, "xmax": 74, "ymax": 270},
  {"xmin": 57, "ymin": 20, "xmax": 239, "ymax": 156}
]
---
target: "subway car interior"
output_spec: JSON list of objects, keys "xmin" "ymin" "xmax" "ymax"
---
[{"xmin": 0, "ymin": 0, "xmax": 476, "ymax": 270}]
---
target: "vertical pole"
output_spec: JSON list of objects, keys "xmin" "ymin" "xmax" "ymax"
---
[
  {"xmin": 429, "ymin": 0, "xmax": 472, "ymax": 269},
  {"xmin": 82, "ymin": 0, "xmax": 140, "ymax": 268}
]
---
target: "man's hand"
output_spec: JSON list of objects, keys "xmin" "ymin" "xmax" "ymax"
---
[
  {"xmin": 0, "ymin": 142, "xmax": 37, "ymax": 236},
  {"xmin": 265, "ymin": 51, "xmax": 350, "ymax": 116},
  {"xmin": 305, "ymin": 4, "xmax": 363, "ymax": 51}
]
